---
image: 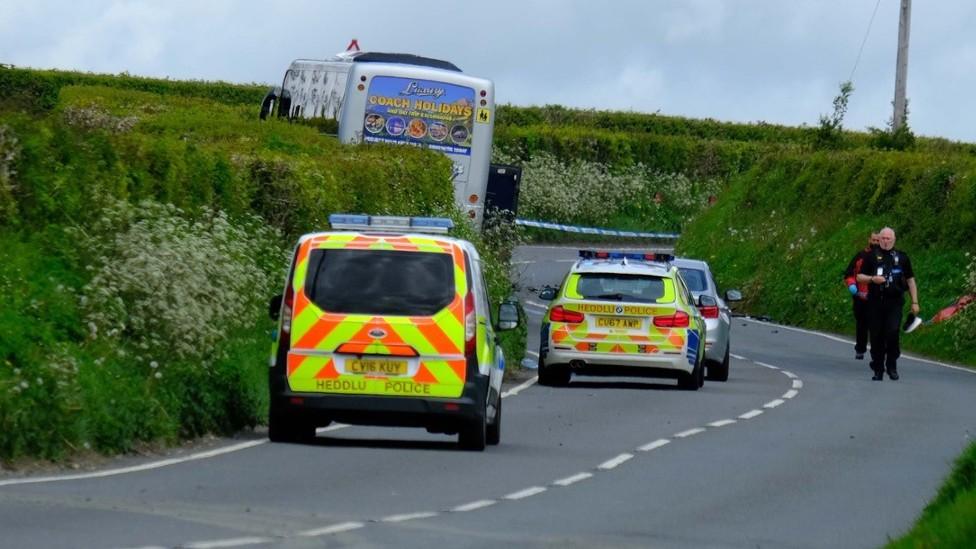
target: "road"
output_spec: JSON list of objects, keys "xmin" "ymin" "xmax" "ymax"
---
[{"xmin": 1, "ymin": 245, "xmax": 974, "ymax": 549}]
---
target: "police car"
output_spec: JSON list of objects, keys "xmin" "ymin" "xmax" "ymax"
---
[
  {"xmin": 267, "ymin": 214, "xmax": 519, "ymax": 451},
  {"xmin": 537, "ymin": 251, "xmax": 707, "ymax": 390}
]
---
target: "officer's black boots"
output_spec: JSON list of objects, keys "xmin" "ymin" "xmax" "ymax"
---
[{"xmin": 887, "ymin": 369, "xmax": 900, "ymax": 381}]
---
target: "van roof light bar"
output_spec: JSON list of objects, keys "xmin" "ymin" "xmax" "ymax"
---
[{"xmin": 329, "ymin": 214, "xmax": 454, "ymax": 234}]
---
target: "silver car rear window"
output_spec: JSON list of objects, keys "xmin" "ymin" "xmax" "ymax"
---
[{"xmin": 677, "ymin": 268, "xmax": 709, "ymax": 293}]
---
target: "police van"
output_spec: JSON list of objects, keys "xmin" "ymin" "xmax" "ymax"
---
[
  {"xmin": 267, "ymin": 215, "xmax": 519, "ymax": 450},
  {"xmin": 537, "ymin": 251, "xmax": 707, "ymax": 390}
]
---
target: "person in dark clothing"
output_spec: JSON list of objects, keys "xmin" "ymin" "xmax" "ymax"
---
[
  {"xmin": 844, "ymin": 233, "xmax": 880, "ymax": 359},
  {"xmin": 857, "ymin": 227, "xmax": 919, "ymax": 381}
]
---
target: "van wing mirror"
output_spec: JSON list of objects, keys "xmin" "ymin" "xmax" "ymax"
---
[
  {"xmin": 725, "ymin": 289, "xmax": 742, "ymax": 302},
  {"xmin": 269, "ymin": 294, "xmax": 283, "ymax": 321},
  {"xmin": 497, "ymin": 301, "xmax": 520, "ymax": 331},
  {"xmin": 538, "ymin": 286, "xmax": 558, "ymax": 301}
]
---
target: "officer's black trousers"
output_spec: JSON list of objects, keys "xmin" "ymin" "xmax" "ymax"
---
[
  {"xmin": 852, "ymin": 298, "xmax": 870, "ymax": 354},
  {"xmin": 869, "ymin": 297, "xmax": 903, "ymax": 373}
]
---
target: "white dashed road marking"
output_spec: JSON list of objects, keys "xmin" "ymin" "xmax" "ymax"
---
[
  {"xmin": 793, "ymin": 379, "xmax": 804, "ymax": 389},
  {"xmin": 707, "ymin": 419, "xmax": 737, "ymax": 428},
  {"xmin": 739, "ymin": 409, "xmax": 764, "ymax": 420},
  {"xmin": 764, "ymin": 399, "xmax": 785, "ymax": 409},
  {"xmin": 553, "ymin": 472, "xmax": 593, "ymax": 487},
  {"xmin": 297, "ymin": 522, "xmax": 365, "ymax": 537},
  {"xmin": 381, "ymin": 512, "xmax": 439, "ymax": 523},
  {"xmin": 674, "ymin": 428, "xmax": 706, "ymax": 438},
  {"xmin": 638, "ymin": 439, "xmax": 671, "ymax": 452},
  {"xmin": 184, "ymin": 538, "xmax": 272, "ymax": 549},
  {"xmin": 451, "ymin": 500, "xmax": 497, "ymax": 512},
  {"xmin": 504, "ymin": 486, "xmax": 548, "ymax": 500},
  {"xmin": 598, "ymin": 453, "xmax": 634, "ymax": 470},
  {"xmin": 782, "ymin": 390, "xmax": 799, "ymax": 399},
  {"xmin": 756, "ymin": 361, "xmax": 779, "ymax": 370}
]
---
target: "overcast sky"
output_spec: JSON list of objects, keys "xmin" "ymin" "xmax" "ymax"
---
[{"xmin": 3, "ymin": 1, "xmax": 974, "ymax": 142}]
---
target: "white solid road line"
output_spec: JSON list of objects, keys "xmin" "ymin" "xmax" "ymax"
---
[
  {"xmin": 764, "ymin": 399, "xmax": 785, "ymax": 409},
  {"xmin": 381, "ymin": 512, "xmax": 439, "ymax": 523},
  {"xmin": 674, "ymin": 428, "xmax": 706, "ymax": 438},
  {"xmin": 638, "ymin": 439, "xmax": 671, "ymax": 452},
  {"xmin": 782, "ymin": 371, "xmax": 798, "ymax": 379},
  {"xmin": 739, "ymin": 409, "xmax": 764, "ymax": 420},
  {"xmin": 526, "ymin": 350, "xmax": 540, "ymax": 358},
  {"xmin": 0, "ymin": 439, "xmax": 268, "ymax": 487},
  {"xmin": 730, "ymin": 353, "xmax": 748, "ymax": 360},
  {"xmin": 707, "ymin": 419, "xmax": 737, "ymax": 428},
  {"xmin": 553, "ymin": 472, "xmax": 593, "ymax": 486},
  {"xmin": 598, "ymin": 453, "xmax": 634, "ymax": 470},
  {"xmin": 297, "ymin": 521, "xmax": 365, "ymax": 537},
  {"xmin": 504, "ymin": 486, "xmax": 547, "ymax": 500},
  {"xmin": 451, "ymin": 500, "xmax": 497, "ymax": 512},
  {"xmin": 755, "ymin": 361, "xmax": 780, "ymax": 370},
  {"xmin": 7, "ymin": 365, "xmax": 540, "ymax": 487},
  {"xmin": 744, "ymin": 317, "xmax": 976, "ymax": 374},
  {"xmin": 184, "ymin": 537, "xmax": 273, "ymax": 548},
  {"xmin": 782, "ymin": 390, "xmax": 799, "ymax": 399},
  {"xmin": 502, "ymin": 377, "xmax": 538, "ymax": 398}
]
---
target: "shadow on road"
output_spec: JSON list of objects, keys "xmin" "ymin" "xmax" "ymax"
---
[
  {"xmin": 306, "ymin": 436, "xmax": 461, "ymax": 452},
  {"xmin": 563, "ymin": 379, "xmax": 680, "ymax": 391}
]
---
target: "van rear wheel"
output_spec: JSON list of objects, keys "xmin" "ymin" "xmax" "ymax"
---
[
  {"xmin": 486, "ymin": 394, "xmax": 501, "ymax": 446},
  {"xmin": 459, "ymin": 412, "xmax": 487, "ymax": 451},
  {"xmin": 268, "ymin": 407, "xmax": 316, "ymax": 443}
]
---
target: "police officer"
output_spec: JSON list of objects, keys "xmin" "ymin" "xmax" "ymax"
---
[
  {"xmin": 857, "ymin": 227, "xmax": 919, "ymax": 380},
  {"xmin": 844, "ymin": 233, "xmax": 880, "ymax": 359}
]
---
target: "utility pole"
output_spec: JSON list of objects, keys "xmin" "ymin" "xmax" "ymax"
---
[{"xmin": 893, "ymin": 0, "xmax": 911, "ymax": 131}]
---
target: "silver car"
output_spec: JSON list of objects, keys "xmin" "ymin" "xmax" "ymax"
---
[{"xmin": 672, "ymin": 258, "xmax": 742, "ymax": 381}]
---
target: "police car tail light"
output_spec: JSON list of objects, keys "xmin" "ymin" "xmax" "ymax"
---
[
  {"xmin": 550, "ymin": 305, "xmax": 584, "ymax": 324},
  {"xmin": 464, "ymin": 290, "xmax": 477, "ymax": 355},
  {"xmin": 653, "ymin": 310, "xmax": 690, "ymax": 328},
  {"xmin": 698, "ymin": 305, "xmax": 720, "ymax": 319}
]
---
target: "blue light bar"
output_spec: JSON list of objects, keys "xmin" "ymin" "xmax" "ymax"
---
[
  {"xmin": 328, "ymin": 214, "xmax": 453, "ymax": 234},
  {"xmin": 578, "ymin": 250, "xmax": 675, "ymax": 263},
  {"xmin": 328, "ymin": 214, "xmax": 369, "ymax": 226},
  {"xmin": 411, "ymin": 217, "xmax": 454, "ymax": 229}
]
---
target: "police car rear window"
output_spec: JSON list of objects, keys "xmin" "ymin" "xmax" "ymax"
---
[
  {"xmin": 576, "ymin": 274, "xmax": 665, "ymax": 302},
  {"xmin": 677, "ymin": 268, "xmax": 708, "ymax": 293},
  {"xmin": 305, "ymin": 249, "xmax": 455, "ymax": 316}
]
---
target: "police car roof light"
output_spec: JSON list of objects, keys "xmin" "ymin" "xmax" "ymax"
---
[
  {"xmin": 329, "ymin": 214, "xmax": 453, "ymax": 234},
  {"xmin": 578, "ymin": 250, "xmax": 675, "ymax": 263}
]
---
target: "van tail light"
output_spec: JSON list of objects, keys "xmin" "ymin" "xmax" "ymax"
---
[
  {"xmin": 464, "ymin": 290, "xmax": 477, "ymax": 356},
  {"xmin": 653, "ymin": 310, "xmax": 690, "ymax": 328},
  {"xmin": 550, "ymin": 305, "xmax": 585, "ymax": 324},
  {"xmin": 280, "ymin": 246, "xmax": 300, "ymax": 336},
  {"xmin": 281, "ymin": 282, "xmax": 295, "ymax": 335},
  {"xmin": 698, "ymin": 305, "xmax": 720, "ymax": 319}
]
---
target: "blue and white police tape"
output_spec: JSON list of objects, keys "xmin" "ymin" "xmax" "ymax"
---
[{"xmin": 515, "ymin": 218, "xmax": 679, "ymax": 239}]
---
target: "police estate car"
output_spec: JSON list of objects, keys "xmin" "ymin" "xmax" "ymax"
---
[{"xmin": 537, "ymin": 251, "xmax": 707, "ymax": 390}]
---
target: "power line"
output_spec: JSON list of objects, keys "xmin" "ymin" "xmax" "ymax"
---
[{"xmin": 849, "ymin": 0, "xmax": 884, "ymax": 83}]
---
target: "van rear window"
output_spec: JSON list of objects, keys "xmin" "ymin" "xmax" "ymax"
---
[{"xmin": 304, "ymin": 249, "xmax": 455, "ymax": 316}]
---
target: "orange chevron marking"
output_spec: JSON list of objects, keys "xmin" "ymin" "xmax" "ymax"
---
[
  {"xmin": 287, "ymin": 353, "xmax": 309, "ymax": 377},
  {"xmin": 413, "ymin": 319, "xmax": 462, "ymax": 355},
  {"xmin": 413, "ymin": 364, "xmax": 438, "ymax": 384},
  {"xmin": 447, "ymin": 359, "xmax": 466, "ymax": 381},
  {"xmin": 313, "ymin": 359, "xmax": 339, "ymax": 379},
  {"xmin": 294, "ymin": 314, "xmax": 346, "ymax": 350},
  {"xmin": 611, "ymin": 344, "xmax": 626, "ymax": 353}
]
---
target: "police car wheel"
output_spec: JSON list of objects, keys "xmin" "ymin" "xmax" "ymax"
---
[
  {"xmin": 486, "ymin": 394, "xmax": 501, "ymax": 446},
  {"xmin": 678, "ymin": 360, "xmax": 702, "ymax": 391},
  {"xmin": 706, "ymin": 346, "xmax": 730, "ymax": 382},
  {"xmin": 538, "ymin": 362, "xmax": 571, "ymax": 387}
]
